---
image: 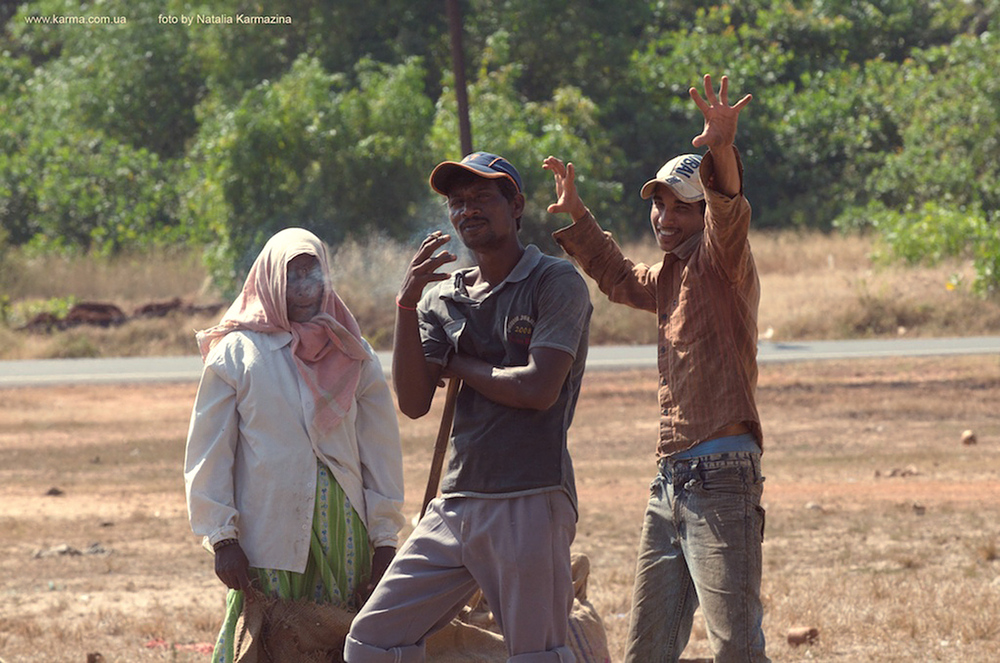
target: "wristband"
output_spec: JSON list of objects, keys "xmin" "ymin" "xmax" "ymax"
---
[
  {"xmin": 213, "ymin": 538, "xmax": 239, "ymax": 552},
  {"xmin": 572, "ymin": 207, "xmax": 590, "ymax": 223},
  {"xmin": 395, "ymin": 296, "xmax": 417, "ymax": 312}
]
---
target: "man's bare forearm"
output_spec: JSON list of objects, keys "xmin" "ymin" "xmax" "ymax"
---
[{"xmin": 391, "ymin": 308, "xmax": 439, "ymax": 418}]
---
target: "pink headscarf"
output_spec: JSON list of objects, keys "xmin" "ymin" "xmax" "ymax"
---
[{"xmin": 196, "ymin": 228, "xmax": 368, "ymax": 433}]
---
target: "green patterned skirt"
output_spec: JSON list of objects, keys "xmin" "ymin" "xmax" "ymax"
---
[{"xmin": 211, "ymin": 460, "xmax": 371, "ymax": 663}]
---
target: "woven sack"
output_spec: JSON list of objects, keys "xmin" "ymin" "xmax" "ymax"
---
[
  {"xmin": 232, "ymin": 552, "xmax": 610, "ymax": 663},
  {"xmin": 566, "ymin": 553, "xmax": 612, "ymax": 663},
  {"xmin": 234, "ymin": 589, "xmax": 353, "ymax": 663}
]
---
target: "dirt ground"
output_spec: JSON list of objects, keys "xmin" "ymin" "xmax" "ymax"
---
[{"xmin": 1, "ymin": 354, "xmax": 999, "ymax": 662}]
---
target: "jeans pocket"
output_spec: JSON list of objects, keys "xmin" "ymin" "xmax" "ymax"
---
[
  {"xmin": 649, "ymin": 471, "xmax": 666, "ymax": 498},
  {"xmin": 755, "ymin": 504, "xmax": 766, "ymax": 542},
  {"xmin": 695, "ymin": 464, "xmax": 749, "ymax": 494}
]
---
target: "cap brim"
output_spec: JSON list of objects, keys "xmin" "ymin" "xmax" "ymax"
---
[
  {"xmin": 639, "ymin": 179, "xmax": 659, "ymax": 200},
  {"xmin": 429, "ymin": 162, "xmax": 518, "ymax": 195},
  {"xmin": 638, "ymin": 178, "xmax": 704, "ymax": 203}
]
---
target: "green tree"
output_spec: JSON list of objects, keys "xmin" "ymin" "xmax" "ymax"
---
[
  {"xmin": 4, "ymin": 0, "xmax": 999, "ymax": 295},
  {"xmin": 184, "ymin": 55, "xmax": 436, "ymax": 293},
  {"xmin": 0, "ymin": 53, "xmax": 39, "ymax": 245},
  {"xmin": 837, "ymin": 16, "xmax": 1000, "ymax": 294},
  {"xmin": 187, "ymin": 0, "xmax": 448, "ymax": 105},
  {"xmin": 867, "ymin": 31, "xmax": 1000, "ymax": 213},
  {"xmin": 461, "ymin": 0, "xmax": 651, "ymax": 103},
  {"xmin": 12, "ymin": 0, "xmax": 202, "ymax": 157},
  {"xmin": 1, "ymin": 73, "xmax": 184, "ymax": 255},
  {"xmin": 429, "ymin": 39, "xmax": 622, "ymax": 252},
  {"xmin": 2, "ymin": 1, "xmax": 193, "ymax": 253},
  {"xmin": 5, "ymin": 108, "xmax": 183, "ymax": 254},
  {"xmin": 621, "ymin": 1, "xmax": 980, "ymax": 231},
  {"xmin": 754, "ymin": 60, "xmax": 903, "ymax": 228}
]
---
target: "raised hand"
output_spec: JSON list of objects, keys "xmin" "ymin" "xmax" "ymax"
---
[
  {"xmin": 543, "ymin": 156, "xmax": 587, "ymax": 221},
  {"xmin": 397, "ymin": 231, "xmax": 456, "ymax": 309},
  {"xmin": 689, "ymin": 74, "xmax": 752, "ymax": 151}
]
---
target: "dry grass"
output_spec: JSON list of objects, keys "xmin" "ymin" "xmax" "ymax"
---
[
  {"xmin": 752, "ymin": 230, "xmax": 1000, "ymax": 340},
  {"xmin": 2, "ymin": 355, "xmax": 999, "ymax": 661},
  {"xmin": 1, "ymin": 247, "xmax": 212, "ymax": 302},
  {"xmin": 561, "ymin": 229, "xmax": 1000, "ymax": 346},
  {"xmin": 0, "ymin": 247, "xmax": 223, "ymax": 360},
  {"xmin": 3, "ymin": 230, "xmax": 999, "ymax": 359}
]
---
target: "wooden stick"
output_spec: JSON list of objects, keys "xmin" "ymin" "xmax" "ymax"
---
[{"xmin": 420, "ymin": 377, "xmax": 461, "ymax": 519}]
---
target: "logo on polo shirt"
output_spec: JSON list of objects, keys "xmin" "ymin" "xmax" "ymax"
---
[{"xmin": 506, "ymin": 314, "xmax": 534, "ymax": 346}]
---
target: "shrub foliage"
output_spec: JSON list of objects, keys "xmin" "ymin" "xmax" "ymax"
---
[{"xmin": 2, "ymin": 0, "xmax": 999, "ymax": 294}]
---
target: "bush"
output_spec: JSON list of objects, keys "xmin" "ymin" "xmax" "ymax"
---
[{"xmin": 838, "ymin": 201, "xmax": 999, "ymax": 296}]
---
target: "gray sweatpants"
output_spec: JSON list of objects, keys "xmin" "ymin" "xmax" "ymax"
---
[{"xmin": 345, "ymin": 491, "xmax": 577, "ymax": 663}]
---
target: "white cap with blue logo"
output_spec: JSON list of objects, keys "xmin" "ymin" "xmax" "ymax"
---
[{"xmin": 639, "ymin": 154, "xmax": 704, "ymax": 202}]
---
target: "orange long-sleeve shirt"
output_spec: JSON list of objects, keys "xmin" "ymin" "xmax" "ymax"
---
[{"xmin": 553, "ymin": 148, "xmax": 762, "ymax": 457}]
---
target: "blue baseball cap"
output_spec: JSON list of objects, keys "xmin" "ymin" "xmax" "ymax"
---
[{"xmin": 429, "ymin": 152, "xmax": 523, "ymax": 195}]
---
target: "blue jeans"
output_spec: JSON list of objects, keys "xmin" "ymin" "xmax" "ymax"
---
[{"xmin": 623, "ymin": 451, "xmax": 769, "ymax": 663}]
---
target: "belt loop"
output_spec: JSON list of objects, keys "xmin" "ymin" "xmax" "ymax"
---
[
  {"xmin": 663, "ymin": 457, "xmax": 677, "ymax": 486},
  {"xmin": 689, "ymin": 458, "xmax": 703, "ymax": 485}
]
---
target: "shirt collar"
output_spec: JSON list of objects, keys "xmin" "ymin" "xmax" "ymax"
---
[
  {"xmin": 505, "ymin": 244, "xmax": 542, "ymax": 283},
  {"xmin": 444, "ymin": 244, "xmax": 542, "ymax": 302},
  {"xmin": 668, "ymin": 231, "xmax": 703, "ymax": 261}
]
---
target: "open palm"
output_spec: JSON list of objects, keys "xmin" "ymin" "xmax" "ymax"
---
[{"xmin": 690, "ymin": 74, "xmax": 752, "ymax": 150}]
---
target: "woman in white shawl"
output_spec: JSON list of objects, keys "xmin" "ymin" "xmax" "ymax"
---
[{"xmin": 184, "ymin": 228, "xmax": 404, "ymax": 663}]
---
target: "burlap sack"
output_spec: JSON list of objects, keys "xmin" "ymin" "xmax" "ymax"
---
[
  {"xmin": 424, "ymin": 616, "xmax": 507, "ymax": 662},
  {"xmin": 234, "ymin": 589, "xmax": 354, "ymax": 663},
  {"xmin": 427, "ymin": 553, "xmax": 611, "ymax": 663},
  {"xmin": 566, "ymin": 553, "xmax": 612, "ymax": 663},
  {"xmin": 233, "ymin": 552, "xmax": 610, "ymax": 663}
]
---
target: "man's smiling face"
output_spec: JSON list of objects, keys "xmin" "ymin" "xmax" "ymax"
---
[
  {"xmin": 446, "ymin": 177, "xmax": 521, "ymax": 252},
  {"xmin": 649, "ymin": 183, "xmax": 706, "ymax": 253}
]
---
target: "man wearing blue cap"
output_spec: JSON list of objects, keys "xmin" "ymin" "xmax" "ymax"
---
[
  {"xmin": 545, "ymin": 74, "xmax": 769, "ymax": 662},
  {"xmin": 345, "ymin": 152, "xmax": 592, "ymax": 662}
]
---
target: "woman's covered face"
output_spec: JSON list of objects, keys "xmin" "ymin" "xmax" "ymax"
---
[{"xmin": 286, "ymin": 253, "xmax": 324, "ymax": 322}]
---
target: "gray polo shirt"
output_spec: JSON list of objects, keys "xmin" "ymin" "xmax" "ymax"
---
[{"xmin": 417, "ymin": 245, "xmax": 592, "ymax": 510}]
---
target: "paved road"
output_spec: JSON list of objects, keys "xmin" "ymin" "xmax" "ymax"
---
[{"xmin": 1, "ymin": 336, "xmax": 997, "ymax": 388}]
